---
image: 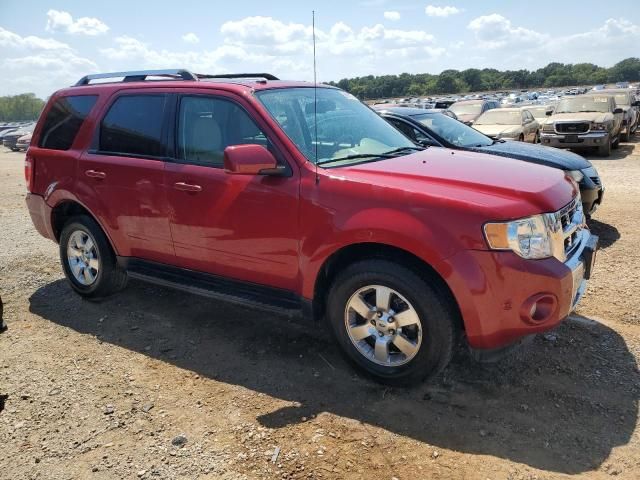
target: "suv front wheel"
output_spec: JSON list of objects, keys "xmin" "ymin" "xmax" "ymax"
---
[
  {"xmin": 59, "ymin": 215, "xmax": 128, "ymax": 299},
  {"xmin": 327, "ymin": 260, "xmax": 456, "ymax": 385}
]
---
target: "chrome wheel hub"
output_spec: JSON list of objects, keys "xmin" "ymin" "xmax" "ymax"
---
[
  {"xmin": 344, "ymin": 285, "xmax": 423, "ymax": 367},
  {"xmin": 67, "ymin": 230, "xmax": 99, "ymax": 286}
]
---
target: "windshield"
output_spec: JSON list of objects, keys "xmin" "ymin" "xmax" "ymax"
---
[
  {"xmin": 256, "ymin": 87, "xmax": 415, "ymax": 165},
  {"xmin": 611, "ymin": 93, "xmax": 630, "ymax": 106},
  {"xmin": 449, "ymin": 102, "xmax": 483, "ymax": 115},
  {"xmin": 475, "ymin": 110, "xmax": 522, "ymax": 125},
  {"xmin": 527, "ymin": 106, "xmax": 553, "ymax": 119},
  {"xmin": 414, "ymin": 113, "xmax": 493, "ymax": 148},
  {"xmin": 556, "ymin": 97, "xmax": 611, "ymax": 113}
]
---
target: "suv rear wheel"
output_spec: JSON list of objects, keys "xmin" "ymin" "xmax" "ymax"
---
[
  {"xmin": 326, "ymin": 260, "xmax": 455, "ymax": 385},
  {"xmin": 59, "ymin": 215, "xmax": 127, "ymax": 299}
]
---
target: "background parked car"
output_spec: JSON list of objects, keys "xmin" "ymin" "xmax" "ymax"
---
[
  {"xmin": 16, "ymin": 133, "xmax": 32, "ymax": 151},
  {"xmin": 375, "ymin": 106, "xmax": 604, "ymax": 216},
  {"xmin": 473, "ymin": 107, "xmax": 540, "ymax": 142},
  {"xmin": 448, "ymin": 99, "xmax": 498, "ymax": 125},
  {"xmin": 591, "ymin": 89, "xmax": 640, "ymax": 140},
  {"xmin": 2, "ymin": 122, "xmax": 35, "ymax": 151},
  {"xmin": 540, "ymin": 94, "xmax": 623, "ymax": 156}
]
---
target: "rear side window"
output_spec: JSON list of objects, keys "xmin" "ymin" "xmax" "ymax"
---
[
  {"xmin": 99, "ymin": 95, "xmax": 167, "ymax": 157},
  {"xmin": 38, "ymin": 95, "xmax": 98, "ymax": 150}
]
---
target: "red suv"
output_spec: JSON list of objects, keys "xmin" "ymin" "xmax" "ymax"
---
[{"xmin": 26, "ymin": 70, "xmax": 598, "ymax": 384}]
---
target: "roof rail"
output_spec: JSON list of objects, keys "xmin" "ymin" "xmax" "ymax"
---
[
  {"xmin": 196, "ymin": 73, "xmax": 280, "ymax": 81},
  {"xmin": 75, "ymin": 69, "xmax": 198, "ymax": 86}
]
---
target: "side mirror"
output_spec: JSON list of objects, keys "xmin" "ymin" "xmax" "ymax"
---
[
  {"xmin": 224, "ymin": 144, "xmax": 282, "ymax": 176},
  {"xmin": 545, "ymin": 110, "xmax": 553, "ymax": 116},
  {"xmin": 613, "ymin": 108, "xmax": 624, "ymax": 114}
]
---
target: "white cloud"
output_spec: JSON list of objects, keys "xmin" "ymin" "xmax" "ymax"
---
[
  {"xmin": 0, "ymin": 27, "xmax": 97, "ymax": 97},
  {"xmin": 467, "ymin": 14, "xmax": 546, "ymax": 49},
  {"xmin": 46, "ymin": 9, "xmax": 109, "ymax": 36},
  {"xmin": 425, "ymin": 5, "xmax": 462, "ymax": 17},
  {"xmin": 182, "ymin": 32, "xmax": 200, "ymax": 44},
  {"xmin": 384, "ymin": 11, "xmax": 401, "ymax": 21}
]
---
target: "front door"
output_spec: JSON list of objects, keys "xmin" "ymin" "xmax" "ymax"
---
[{"xmin": 164, "ymin": 93, "xmax": 300, "ymax": 291}]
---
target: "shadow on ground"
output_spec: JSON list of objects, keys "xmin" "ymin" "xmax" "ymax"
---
[
  {"xmin": 585, "ymin": 136, "xmax": 638, "ymax": 161},
  {"xmin": 588, "ymin": 218, "xmax": 621, "ymax": 249},
  {"xmin": 29, "ymin": 279, "xmax": 638, "ymax": 475}
]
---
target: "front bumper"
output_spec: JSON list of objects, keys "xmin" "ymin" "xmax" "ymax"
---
[
  {"xmin": 540, "ymin": 132, "xmax": 609, "ymax": 149},
  {"xmin": 445, "ymin": 229, "xmax": 598, "ymax": 350}
]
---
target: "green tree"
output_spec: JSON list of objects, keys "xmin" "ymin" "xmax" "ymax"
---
[{"xmin": 0, "ymin": 93, "xmax": 45, "ymax": 121}]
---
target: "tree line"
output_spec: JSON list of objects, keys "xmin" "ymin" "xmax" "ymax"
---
[
  {"xmin": 0, "ymin": 93, "xmax": 45, "ymax": 122},
  {"xmin": 328, "ymin": 57, "xmax": 640, "ymax": 100}
]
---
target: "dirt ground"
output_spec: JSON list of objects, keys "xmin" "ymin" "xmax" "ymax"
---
[{"xmin": 1, "ymin": 140, "xmax": 639, "ymax": 480}]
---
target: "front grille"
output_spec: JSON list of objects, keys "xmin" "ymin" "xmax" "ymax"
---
[
  {"xmin": 557, "ymin": 197, "xmax": 583, "ymax": 258},
  {"xmin": 555, "ymin": 122, "xmax": 590, "ymax": 134}
]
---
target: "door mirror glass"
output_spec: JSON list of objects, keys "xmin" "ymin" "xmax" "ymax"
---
[
  {"xmin": 224, "ymin": 144, "xmax": 280, "ymax": 175},
  {"xmin": 613, "ymin": 107, "xmax": 624, "ymax": 114},
  {"xmin": 545, "ymin": 110, "xmax": 553, "ymax": 116}
]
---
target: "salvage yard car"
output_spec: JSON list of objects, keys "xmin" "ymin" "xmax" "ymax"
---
[
  {"xmin": 595, "ymin": 89, "xmax": 639, "ymax": 140},
  {"xmin": 472, "ymin": 107, "xmax": 540, "ymax": 143},
  {"xmin": 374, "ymin": 106, "xmax": 604, "ymax": 216},
  {"xmin": 25, "ymin": 69, "xmax": 598, "ymax": 385},
  {"xmin": 540, "ymin": 94, "xmax": 623, "ymax": 156},
  {"xmin": 448, "ymin": 99, "xmax": 498, "ymax": 125}
]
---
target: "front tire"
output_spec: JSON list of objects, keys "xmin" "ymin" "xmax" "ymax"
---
[
  {"xmin": 621, "ymin": 126, "xmax": 629, "ymax": 142},
  {"xmin": 59, "ymin": 215, "xmax": 127, "ymax": 299},
  {"xmin": 326, "ymin": 260, "xmax": 456, "ymax": 385},
  {"xmin": 598, "ymin": 137, "xmax": 611, "ymax": 156}
]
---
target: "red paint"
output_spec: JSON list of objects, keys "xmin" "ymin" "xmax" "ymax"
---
[{"xmin": 26, "ymin": 78, "xmax": 579, "ymax": 350}]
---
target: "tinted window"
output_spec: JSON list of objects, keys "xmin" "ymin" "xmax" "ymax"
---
[
  {"xmin": 39, "ymin": 95, "xmax": 98, "ymax": 150},
  {"xmin": 100, "ymin": 95, "xmax": 166, "ymax": 157},
  {"xmin": 178, "ymin": 96, "xmax": 268, "ymax": 167}
]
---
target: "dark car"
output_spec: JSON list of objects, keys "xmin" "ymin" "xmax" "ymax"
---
[
  {"xmin": 377, "ymin": 107, "xmax": 604, "ymax": 216},
  {"xmin": 3, "ymin": 123, "xmax": 35, "ymax": 151}
]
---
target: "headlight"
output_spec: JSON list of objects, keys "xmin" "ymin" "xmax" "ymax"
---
[
  {"xmin": 590, "ymin": 122, "xmax": 607, "ymax": 131},
  {"xmin": 566, "ymin": 170, "xmax": 584, "ymax": 183},
  {"xmin": 542, "ymin": 123, "xmax": 555, "ymax": 133},
  {"xmin": 484, "ymin": 214, "xmax": 554, "ymax": 259}
]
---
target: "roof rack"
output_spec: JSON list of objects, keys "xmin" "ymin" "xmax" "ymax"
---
[
  {"xmin": 75, "ymin": 69, "xmax": 198, "ymax": 86},
  {"xmin": 196, "ymin": 73, "xmax": 279, "ymax": 81}
]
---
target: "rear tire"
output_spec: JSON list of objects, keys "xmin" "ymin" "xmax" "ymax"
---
[
  {"xmin": 59, "ymin": 215, "xmax": 128, "ymax": 299},
  {"xmin": 518, "ymin": 134, "xmax": 524, "ymax": 142},
  {"xmin": 598, "ymin": 137, "xmax": 611, "ymax": 156},
  {"xmin": 326, "ymin": 260, "xmax": 456, "ymax": 386}
]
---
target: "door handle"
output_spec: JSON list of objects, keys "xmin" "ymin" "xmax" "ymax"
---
[
  {"xmin": 85, "ymin": 169, "xmax": 106, "ymax": 179},
  {"xmin": 173, "ymin": 182, "xmax": 202, "ymax": 192}
]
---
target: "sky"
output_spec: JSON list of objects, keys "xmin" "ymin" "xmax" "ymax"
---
[{"xmin": 1, "ymin": 0, "xmax": 639, "ymax": 98}]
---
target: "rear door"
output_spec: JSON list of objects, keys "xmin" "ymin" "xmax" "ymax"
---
[
  {"xmin": 76, "ymin": 91, "xmax": 174, "ymax": 264},
  {"xmin": 164, "ymin": 91, "xmax": 300, "ymax": 291}
]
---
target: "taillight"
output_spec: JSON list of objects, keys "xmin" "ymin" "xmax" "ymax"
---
[{"xmin": 25, "ymin": 154, "xmax": 35, "ymax": 192}]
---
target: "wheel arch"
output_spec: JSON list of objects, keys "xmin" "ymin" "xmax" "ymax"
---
[
  {"xmin": 311, "ymin": 242, "xmax": 464, "ymax": 333},
  {"xmin": 51, "ymin": 200, "xmax": 118, "ymax": 255}
]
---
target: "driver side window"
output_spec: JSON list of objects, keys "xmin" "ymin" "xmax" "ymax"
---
[
  {"xmin": 389, "ymin": 119, "xmax": 433, "ymax": 146},
  {"xmin": 177, "ymin": 96, "xmax": 268, "ymax": 168}
]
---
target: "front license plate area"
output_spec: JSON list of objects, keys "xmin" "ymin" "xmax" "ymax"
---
[{"xmin": 565, "ymin": 134, "xmax": 579, "ymax": 143}]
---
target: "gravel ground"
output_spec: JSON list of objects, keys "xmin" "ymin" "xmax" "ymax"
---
[{"xmin": 1, "ymin": 141, "xmax": 639, "ymax": 480}]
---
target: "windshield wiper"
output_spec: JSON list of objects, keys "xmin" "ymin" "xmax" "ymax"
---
[{"xmin": 317, "ymin": 146, "xmax": 424, "ymax": 166}]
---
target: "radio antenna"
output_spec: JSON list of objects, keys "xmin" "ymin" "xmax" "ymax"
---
[{"xmin": 312, "ymin": 10, "xmax": 319, "ymax": 184}]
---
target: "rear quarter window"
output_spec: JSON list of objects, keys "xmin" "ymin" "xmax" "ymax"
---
[{"xmin": 38, "ymin": 95, "xmax": 98, "ymax": 150}]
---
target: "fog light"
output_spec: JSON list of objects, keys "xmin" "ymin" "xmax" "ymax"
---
[
  {"xmin": 520, "ymin": 293, "xmax": 558, "ymax": 324},
  {"xmin": 594, "ymin": 138, "xmax": 601, "ymax": 144}
]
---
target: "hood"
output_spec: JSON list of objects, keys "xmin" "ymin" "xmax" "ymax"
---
[
  {"xmin": 547, "ymin": 112, "xmax": 610, "ymax": 123},
  {"xmin": 471, "ymin": 140, "xmax": 591, "ymax": 170},
  {"xmin": 455, "ymin": 113, "xmax": 479, "ymax": 124},
  {"xmin": 474, "ymin": 124, "xmax": 521, "ymax": 137},
  {"xmin": 334, "ymin": 148, "xmax": 576, "ymax": 220}
]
